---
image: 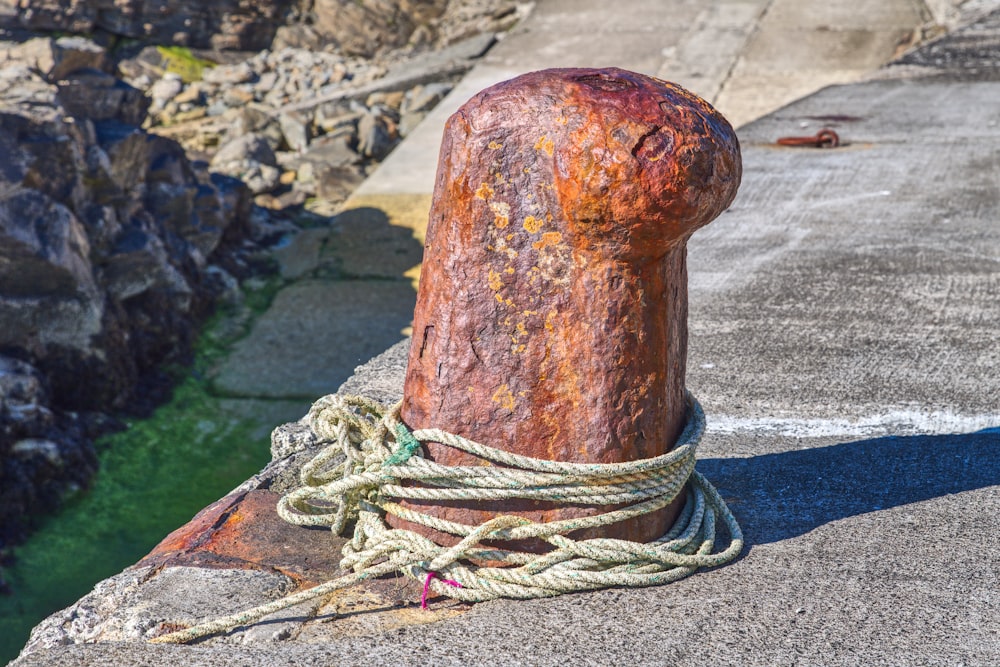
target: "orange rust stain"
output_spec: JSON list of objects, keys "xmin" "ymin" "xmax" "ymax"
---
[
  {"xmin": 532, "ymin": 231, "xmax": 563, "ymax": 250},
  {"xmin": 475, "ymin": 182, "xmax": 494, "ymax": 200},
  {"xmin": 522, "ymin": 215, "xmax": 543, "ymax": 234},
  {"xmin": 491, "ymin": 384, "xmax": 516, "ymax": 411}
]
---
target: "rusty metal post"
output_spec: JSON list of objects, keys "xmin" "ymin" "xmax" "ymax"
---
[{"xmin": 398, "ymin": 68, "xmax": 741, "ymax": 545}]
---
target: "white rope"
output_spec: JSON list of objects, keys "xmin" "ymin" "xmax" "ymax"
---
[{"xmin": 150, "ymin": 392, "xmax": 741, "ymax": 644}]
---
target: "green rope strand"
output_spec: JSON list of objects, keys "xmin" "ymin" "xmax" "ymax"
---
[{"xmin": 150, "ymin": 392, "xmax": 742, "ymax": 645}]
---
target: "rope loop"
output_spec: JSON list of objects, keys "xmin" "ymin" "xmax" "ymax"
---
[{"xmin": 151, "ymin": 392, "xmax": 742, "ymax": 645}]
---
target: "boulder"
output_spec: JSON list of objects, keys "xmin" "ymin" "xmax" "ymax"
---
[
  {"xmin": 210, "ymin": 133, "xmax": 281, "ymax": 194},
  {"xmin": 56, "ymin": 69, "xmax": 149, "ymax": 125},
  {"xmin": 313, "ymin": 0, "xmax": 448, "ymax": 57}
]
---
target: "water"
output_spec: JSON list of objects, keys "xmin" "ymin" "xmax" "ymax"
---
[{"xmin": 0, "ymin": 352, "xmax": 293, "ymax": 663}]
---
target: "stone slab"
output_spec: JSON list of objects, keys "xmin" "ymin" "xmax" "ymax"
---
[{"xmin": 210, "ymin": 280, "xmax": 416, "ymax": 400}]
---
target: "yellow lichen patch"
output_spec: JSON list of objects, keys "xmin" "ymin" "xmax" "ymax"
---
[
  {"xmin": 532, "ymin": 231, "xmax": 563, "ymax": 251},
  {"xmin": 545, "ymin": 310, "xmax": 557, "ymax": 331},
  {"xmin": 534, "ymin": 135, "xmax": 554, "ymax": 156},
  {"xmin": 487, "ymin": 269, "xmax": 504, "ymax": 291},
  {"xmin": 522, "ymin": 215, "xmax": 543, "ymax": 234},
  {"xmin": 504, "ymin": 267, "xmax": 515, "ymax": 274},
  {"xmin": 555, "ymin": 115, "xmax": 569, "ymax": 125},
  {"xmin": 516, "ymin": 321, "xmax": 528, "ymax": 338},
  {"xmin": 489, "ymin": 201, "xmax": 510, "ymax": 228},
  {"xmin": 475, "ymin": 182, "xmax": 494, "ymax": 200},
  {"xmin": 488, "ymin": 140, "xmax": 503, "ymax": 150},
  {"xmin": 491, "ymin": 384, "xmax": 516, "ymax": 411},
  {"xmin": 512, "ymin": 344, "xmax": 526, "ymax": 354}
]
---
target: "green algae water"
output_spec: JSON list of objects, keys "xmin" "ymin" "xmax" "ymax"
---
[
  {"xmin": 0, "ymin": 382, "xmax": 282, "ymax": 664},
  {"xmin": 0, "ymin": 295, "xmax": 306, "ymax": 664}
]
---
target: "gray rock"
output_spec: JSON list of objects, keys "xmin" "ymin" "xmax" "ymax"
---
[
  {"xmin": 210, "ymin": 133, "xmax": 283, "ymax": 194},
  {"xmin": 299, "ymin": 132, "xmax": 360, "ymax": 169},
  {"xmin": 149, "ymin": 74, "xmax": 184, "ymax": 111},
  {"xmin": 212, "ymin": 132, "xmax": 278, "ymax": 168},
  {"xmin": 313, "ymin": 0, "xmax": 448, "ymax": 57},
  {"xmin": 202, "ymin": 61, "xmax": 256, "ymax": 86},
  {"xmin": 314, "ymin": 164, "xmax": 366, "ymax": 202},
  {"xmin": 10, "ymin": 439, "xmax": 63, "ymax": 467},
  {"xmin": 8, "ymin": 36, "xmax": 109, "ymax": 83},
  {"xmin": 277, "ymin": 110, "xmax": 312, "ymax": 152},
  {"xmin": 56, "ymin": 69, "xmax": 149, "ymax": 125},
  {"xmin": 0, "ymin": 188, "xmax": 97, "ymax": 301},
  {"xmin": 356, "ymin": 110, "xmax": 398, "ymax": 160},
  {"xmin": 400, "ymin": 81, "xmax": 452, "ymax": 116},
  {"xmin": 102, "ymin": 225, "xmax": 191, "ymax": 301},
  {"xmin": 1, "ymin": 0, "xmax": 300, "ymax": 51},
  {"xmin": 398, "ymin": 82, "xmax": 451, "ymax": 135}
]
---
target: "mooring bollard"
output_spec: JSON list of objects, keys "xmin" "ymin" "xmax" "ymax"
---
[
  {"xmin": 399, "ymin": 67, "xmax": 741, "ymax": 544},
  {"xmin": 147, "ymin": 68, "xmax": 745, "ymax": 645}
]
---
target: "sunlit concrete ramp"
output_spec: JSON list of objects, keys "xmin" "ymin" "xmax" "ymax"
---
[{"xmin": 12, "ymin": 2, "xmax": 1000, "ymax": 666}]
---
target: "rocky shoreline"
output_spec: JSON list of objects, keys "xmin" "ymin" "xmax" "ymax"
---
[{"xmin": 0, "ymin": 0, "xmax": 522, "ymax": 582}]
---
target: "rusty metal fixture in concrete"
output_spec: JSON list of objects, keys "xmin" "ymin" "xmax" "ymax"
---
[
  {"xmin": 399, "ymin": 67, "xmax": 742, "ymax": 545},
  {"xmin": 776, "ymin": 128, "xmax": 840, "ymax": 148}
]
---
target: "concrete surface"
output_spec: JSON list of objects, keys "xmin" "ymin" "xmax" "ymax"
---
[{"xmin": 11, "ymin": 1, "xmax": 1000, "ymax": 665}]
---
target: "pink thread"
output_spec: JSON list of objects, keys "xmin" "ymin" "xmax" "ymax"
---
[{"xmin": 421, "ymin": 571, "xmax": 462, "ymax": 609}]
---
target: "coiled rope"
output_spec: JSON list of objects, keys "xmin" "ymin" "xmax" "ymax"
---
[{"xmin": 151, "ymin": 392, "xmax": 742, "ymax": 644}]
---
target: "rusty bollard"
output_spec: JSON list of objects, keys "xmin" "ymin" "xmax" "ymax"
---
[{"xmin": 398, "ymin": 68, "xmax": 741, "ymax": 545}]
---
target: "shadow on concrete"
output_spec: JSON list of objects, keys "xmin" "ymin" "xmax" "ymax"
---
[
  {"xmin": 211, "ymin": 206, "xmax": 422, "ymax": 400},
  {"xmin": 700, "ymin": 429, "xmax": 1000, "ymax": 545}
]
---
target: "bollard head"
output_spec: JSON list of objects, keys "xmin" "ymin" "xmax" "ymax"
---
[
  {"xmin": 440, "ymin": 67, "xmax": 741, "ymax": 260},
  {"xmin": 400, "ymin": 68, "xmax": 741, "ymax": 546}
]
